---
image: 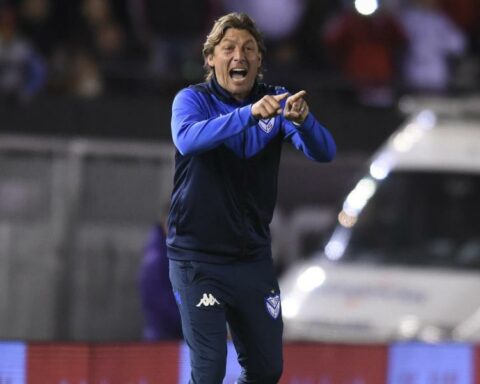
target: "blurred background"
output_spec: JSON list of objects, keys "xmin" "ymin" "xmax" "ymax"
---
[
  {"xmin": 0, "ymin": 0, "xmax": 480, "ymax": 384},
  {"xmin": 0, "ymin": 0, "xmax": 480, "ymax": 380}
]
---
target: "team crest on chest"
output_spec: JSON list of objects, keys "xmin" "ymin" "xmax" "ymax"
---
[
  {"xmin": 265, "ymin": 293, "xmax": 281, "ymax": 319},
  {"xmin": 259, "ymin": 118, "xmax": 275, "ymax": 133}
]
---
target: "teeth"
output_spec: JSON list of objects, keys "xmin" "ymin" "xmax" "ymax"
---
[{"xmin": 230, "ymin": 69, "xmax": 247, "ymax": 77}]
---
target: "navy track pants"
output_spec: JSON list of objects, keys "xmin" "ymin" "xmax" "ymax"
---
[{"xmin": 169, "ymin": 257, "xmax": 283, "ymax": 384}]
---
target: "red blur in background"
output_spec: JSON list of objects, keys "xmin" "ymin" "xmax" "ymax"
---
[
  {"xmin": 91, "ymin": 343, "xmax": 180, "ymax": 383},
  {"xmin": 282, "ymin": 343, "xmax": 388, "ymax": 383},
  {"xmin": 26, "ymin": 344, "xmax": 89, "ymax": 383},
  {"xmin": 18, "ymin": 341, "xmax": 480, "ymax": 383},
  {"xmin": 26, "ymin": 343, "xmax": 180, "ymax": 383}
]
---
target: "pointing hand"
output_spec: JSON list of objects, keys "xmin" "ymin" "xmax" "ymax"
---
[
  {"xmin": 251, "ymin": 92, "xmax": 289, "ymax": 119},
  {"xmin": 284, "ymin": 90, "xmax": 309, "ymax": 125}
]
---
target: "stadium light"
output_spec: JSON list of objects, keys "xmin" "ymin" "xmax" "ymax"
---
[{"xmin": 354, "ymin": 0, "xmax": 378, "ymax": 16}]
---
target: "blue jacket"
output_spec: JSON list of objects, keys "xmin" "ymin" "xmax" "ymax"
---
[{"xmin": 167, "ymin": 77, "xmax": 336, "ymax": 263}]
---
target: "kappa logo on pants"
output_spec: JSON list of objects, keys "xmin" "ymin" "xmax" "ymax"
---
[{"xmin": 196, "ymin": 293, "xmax": 220, "ymax": 307}]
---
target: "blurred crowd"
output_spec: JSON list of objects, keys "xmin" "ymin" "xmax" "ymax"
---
[{"xmin": 0, "ymin": 0, "xmax": 479, "ymax": 105}]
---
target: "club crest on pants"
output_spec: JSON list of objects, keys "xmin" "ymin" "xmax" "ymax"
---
[{"xmin": 265, "ymin": 293, "xmax": 281, "ymax": 319}]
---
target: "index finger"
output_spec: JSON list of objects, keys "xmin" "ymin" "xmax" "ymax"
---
[
  {"xmin": 272, "ymin": 92, "xmax": 289, "ymax": 101},
  {"xmin": 288, "ymin": 90, "xmax": 307, "ymax": 102}
]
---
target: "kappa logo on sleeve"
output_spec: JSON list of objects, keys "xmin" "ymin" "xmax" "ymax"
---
[
  {"xmin": 196, "ymin": 293, "xmax": 220, "ymax": 307},
  {"xmin": 265, "ymin": 293, "xmax": 281, "ymax": 319},
  {"xmin": 259, "ymin": 118, "xmax": 275, "ymax": 133}
]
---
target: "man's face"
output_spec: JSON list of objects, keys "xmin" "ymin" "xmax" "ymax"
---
[{"xmin": 207, "ymin": 28, "xmax": 262, "ymax": 101}]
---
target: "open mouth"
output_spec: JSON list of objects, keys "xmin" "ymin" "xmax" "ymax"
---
[{"xmin": 229, "ymin": 68, "xmax": 248, "ymax": 80}]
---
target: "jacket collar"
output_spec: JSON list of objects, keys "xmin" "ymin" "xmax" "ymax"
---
[{"xmin": 208, "ymin": 74, "xmax": 264, "ymax": 105}]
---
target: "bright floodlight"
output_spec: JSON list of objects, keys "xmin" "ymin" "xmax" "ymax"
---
[
  {"xmin": 282, "ymin": 296, "xmax": 301, "ymax": 319},
  {"xmin": 297, "ymin": 266, "xmax": 326, "ymax": 293},
  {"xmin": 355, "ymin": 0, "xmax": 378, "ymax": 16}
]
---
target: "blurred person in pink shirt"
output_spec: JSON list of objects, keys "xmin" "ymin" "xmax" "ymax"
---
[{"xmin": 399, "ymin": 0, "xmax": 466, "ymax": 93}]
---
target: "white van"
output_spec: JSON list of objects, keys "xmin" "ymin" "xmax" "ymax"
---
[{"xmin": 279, "ymin": 97, "xmax": 480, "ymax": 343}]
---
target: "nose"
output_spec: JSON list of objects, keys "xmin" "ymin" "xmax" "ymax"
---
[{"xmin": 233, "ymin": 46, "xmax": 246, "ymax": 62}]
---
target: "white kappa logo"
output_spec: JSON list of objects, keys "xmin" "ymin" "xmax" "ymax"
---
[{"xmin": 196, "ymin": 293, "xmax": 220, "ymax": 307}]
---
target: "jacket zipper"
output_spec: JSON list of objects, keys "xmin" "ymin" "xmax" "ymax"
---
[{"xmin": 241, "ymin": 131, "xmax": 247, "ymax": 257}]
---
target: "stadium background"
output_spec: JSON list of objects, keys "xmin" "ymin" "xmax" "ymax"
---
[{"xmin": 1, "ymin": 0, "xmax": 480, "ymax": 382}]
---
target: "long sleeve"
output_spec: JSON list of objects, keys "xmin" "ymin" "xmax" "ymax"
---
[
  {"xmin": 171, "ymin": 88, "xmax": 257, "ymax": 156},
  {"xmin": 282, "ymin": 113, "xmax": 336, "ymax": 162}
]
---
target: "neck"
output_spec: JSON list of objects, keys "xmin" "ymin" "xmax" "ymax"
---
[{"xmin": 210, "ymin": 74, "xmax": 257, "ymax": 104}]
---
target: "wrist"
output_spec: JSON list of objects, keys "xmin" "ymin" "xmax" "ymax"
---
[
  {"xmin": 292, "ymin": 116, "xmax": 306, "ymax": 127},
  {"xmin": 292, "ymin": 113, "xmax": 312, "ymax": 128}
]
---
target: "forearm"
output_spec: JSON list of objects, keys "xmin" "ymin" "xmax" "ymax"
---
[
  {"xmin": 286, "ymin": 114, "xmax": 336, "ymax": 162},
  {"xmin": 171, "ymin": 90, "xmax": 256, "ymax": 156}
]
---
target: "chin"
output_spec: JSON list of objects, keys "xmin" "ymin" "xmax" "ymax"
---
[{"xmin": 232, "ymin": 84, "xmax": 253, "ymax": 97}]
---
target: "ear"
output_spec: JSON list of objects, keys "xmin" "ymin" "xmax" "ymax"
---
[
  {"xmin": 257, "ymin": 52, "xmax": 262, "ymax": 68},
  {"xmin": 207, "ymin": 54, "xmax": 214, "ymax": 67}
]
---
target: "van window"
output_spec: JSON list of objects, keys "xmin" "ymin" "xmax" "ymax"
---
[{"xmin": 343, "ymin": 171, "xmax": 480, "ymax": 269}]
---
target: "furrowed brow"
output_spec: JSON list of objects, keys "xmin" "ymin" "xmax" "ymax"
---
[{"xmin": 221, "ymin": 38, "xmax": 256, "ymax": 46}]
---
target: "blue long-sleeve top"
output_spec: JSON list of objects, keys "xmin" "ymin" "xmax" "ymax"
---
[{"xmin": 167, "ymin": 76, "xmax": 336, "ymax": 263}]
